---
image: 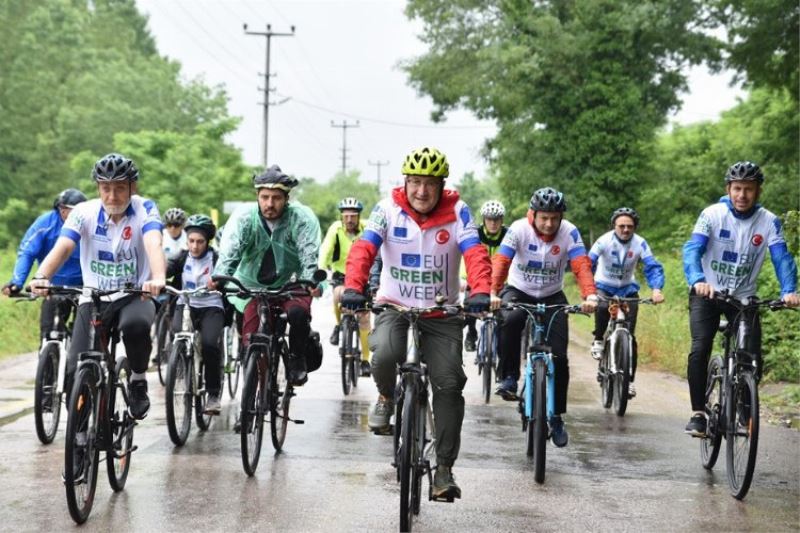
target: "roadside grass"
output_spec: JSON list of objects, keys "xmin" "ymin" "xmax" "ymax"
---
[{"xmin": 0, "ymin": 247, "xmax": 41, "ymax": 360}]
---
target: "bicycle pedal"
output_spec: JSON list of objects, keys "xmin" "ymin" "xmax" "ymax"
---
[
  {"xmin": 292, "ymin": 419, "xmax": 305, "ymax": 425},
  {"xmin": 430, "ymin": 493, "xmax": 456, "ymax": 503}
]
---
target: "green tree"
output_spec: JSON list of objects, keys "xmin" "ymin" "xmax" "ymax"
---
[{"xmin": 293, "ymin": 171, "xmax": 380, "ymax": 231}]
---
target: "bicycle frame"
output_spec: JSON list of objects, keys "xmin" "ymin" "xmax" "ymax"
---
[
  {"xmin": 521, "ymin": 305, "xmax": 556, "ymax": 423},
  {"xmin": 476, "ymin": 313, "xmax": 499, "ymax": 367}
]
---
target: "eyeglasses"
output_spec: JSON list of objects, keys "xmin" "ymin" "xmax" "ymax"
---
[{"xmin": 615, "ymin": 224, "xmax": 634, "ymax": 230}]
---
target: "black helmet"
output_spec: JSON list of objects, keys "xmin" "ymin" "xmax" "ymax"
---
[
  {"xmin": 725, "ymin": 161, "xmax": 764, "ymax": 184},
  {"xmin": 610, "ymin": 207, "xmax": 640, "ymax": 227},
  {"xmin": 253, "ymin": 165, "xmax": 298, "ymax": 190},
  {"xmin": 53, "ymin": 188, "xmax": 87, "ymax": 209},
  {"xmin": 184, "ymin": 214, "xmax": 216, "ymax": 241},
  {"xmin": 92, "ymin": 153, "xmax": 139, "ymax": 182},
  {"xmin": 529, "ymin": 187, "xmax": 567, "ymax": 212}
]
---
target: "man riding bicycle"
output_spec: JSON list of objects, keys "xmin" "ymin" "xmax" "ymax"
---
[
  {"xmin": 212, "ymin": 164, "xmax": 322, "ymax": 387},
  {"xmin": 162, "ymin": 207, "xmax": 188, "ymax": 257},
  {"xmin": 490, "ymin": 187, "xmax": 598, "ymax": 447},
  {"xmin": 462, "ymin": 200, "xmax": 509, "ymax": 352},
  {"xmin": 342, "ymin": 146, "xmax": 492, "ymax": 500},
  {"xmin": 4, "ymin": 188, "xmax": 87, "ymax": 341},
  {"xmin": 319, "ymin": 197, "xmax": 372, "ymax": 376},
  {"xmin": 166, "ymin": 214, "xmax": 224, "ymax": 414},
  {"xmin": 589, "ymin": 207, "xmax": 665, "ymax": 398},
  {"xmin": 682, "ymin": 161, "xmax": 798, "ymax": 436},
  {"xmin": 30, "ymin": 153, "xmax": 167, "ymax": 420}
]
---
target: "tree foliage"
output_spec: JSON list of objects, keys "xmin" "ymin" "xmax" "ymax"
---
[{"xmin": 292, "ymin": 171, "xmax": 381, "ymax": 232}]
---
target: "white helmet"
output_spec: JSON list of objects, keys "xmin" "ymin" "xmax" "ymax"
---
[{"xmin": 480, "ymin": 200, "xmax": 505, "ymax": 219}]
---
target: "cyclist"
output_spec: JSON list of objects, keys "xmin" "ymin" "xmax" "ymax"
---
[
  {"xmin": 462, "ymin": 200, "xmax": 509, "ymax": 352},
  {"xmin": 342, "ymin": 146, "xmax": 492, "ymax": 500},
  {"xmin": 3, "ymin": 189, "xmax": 87, "ymax": 341},
  {"xmin": 682, "ymin": 161, "xmax": 798, "ymax": 436},
  {"xmin": 212, "ymin": 164, "xmax": 322, "ymax": 387},
  {"xmin": 490, "ymin": 187, "xmax": 598, "ymax": 447},
  {"xmin": 319, "ymin": 197, "xmax": 372, "ymax": 376},
  {"xmin": 29, "ymin": 153, "xmax": 166, "ymax": 420},
  {"xmin": 162, "ymin": 207, "xmax": 188, "ymax": 257},
  {"xmin": 588, "ymin": 207, "xmax": 665, "ymax": 398},
  {"xmin": 166, "ymin": 214, "xmax": 224, "ymax": 414}
]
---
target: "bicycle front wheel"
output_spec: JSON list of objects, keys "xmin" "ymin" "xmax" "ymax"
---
[
  {"xmin": 195, "ymin": 361, "xmax": 213, "ymax": 431},
  {"xmin": 599, "ymin": 341, "xmax": 613, "ymax": 409},
  {"xmin": 155, "ymin": 308, "xmax": 172, "ymax": 386},
  {"xmin": 349, "ymin": 321, "xmax": 360, "ymax": 390},
  {"xmin": 612, "ymin": 330, "xmax": 631, "ymax": 417},
  {"xmin": 107, "ymin": 357, "xmax": 134, "ymax": 491},
  {"xmin": 340, "ymin": 318, "xmax": 353, "ymax": 396},
  {"xmin": 532, "ymin": 358, "xmax": 548, "ymax": 484},
  {"xmin": 399, "ymin": 380, "xmax": 418, "ymax": 532},
  {"xmin": 165, "ymin": 341, "xmax": 192, "ymax": 446},
  {"xmin": 726, "ymin": 370, "xmax": 759, "ymax": 500},
  {"xmin": 240, "ymin": 350, "xmax": 265, "ymax": 476},
  {"xmin": 64, "ymin": 368, "xmax": 100, "ymax": 524},
  {"xmin": 271, "ymin": 346, "xmax": 291, "ymax": 451},
  {"xmin": 700, "ymin": 356, "xmax": 724, "ymax": 470},
  {"xmin": 34, "ymin": 342, "xmax": 61, "ymax": 444},
  {"xmin": 225, "ymin": 325, "xmax": 242, "ymax": 398}
]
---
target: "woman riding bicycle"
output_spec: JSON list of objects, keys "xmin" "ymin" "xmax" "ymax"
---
[
  {"xmin": 166, "ymin": 214, "xmax": 224, "ymax": 414},
  {"xmin": 588, "ymin": 207, "xmax": 665, "ymax": 398},
  {"xmin": 490, "ymin": 187, "xmax": 597, "ymax": 447}
]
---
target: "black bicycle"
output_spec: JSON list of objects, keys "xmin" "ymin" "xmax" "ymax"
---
[
  {"xmin": 39, "ymin": 286, "xmax": 146, "ymax": 524},
  {"xmin": 475, "ymin": 310, "xmax": 500, "ymax": 404},
  {"xmin": 152, "ymin": 292, "xmax": 177, "ymax": 386},
  {"xmin": 699, "ymin": 291, "xmax": 793, "ymax": 500},
  {"xmin": 213, "ymin": 272, "xmax": 325, "ymax": 476},
  {"xmin": 373, "ymin": 299, "xmax": 462, "ymax": 533},
  {"xmin": 339, "ymin": 305, "xmax": 367, "ymax": 395}
]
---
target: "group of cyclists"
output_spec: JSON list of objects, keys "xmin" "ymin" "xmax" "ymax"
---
[{"xmin": 4, "ymin": 146, "xmax": 798, "ymax": 507}]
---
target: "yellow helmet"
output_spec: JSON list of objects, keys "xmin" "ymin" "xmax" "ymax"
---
[{"xmin": 401, "ymin": 147, "xmax": 449, "ymax": 178}]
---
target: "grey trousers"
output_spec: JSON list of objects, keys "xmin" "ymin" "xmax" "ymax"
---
[{"xmin": 369, "ymin": 310, "xmax": 467, "ymax": 467}]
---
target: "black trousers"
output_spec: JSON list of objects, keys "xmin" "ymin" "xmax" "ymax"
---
[
  {"xmin": 172, "ymin": 305, "xmax": 224, "ymax": 395},
  {"xmin": 687, "ymin": 294, "xmax": 761, "ymax": 411},
  {"xmin": 39, "ymin": 295, "xmax": 74, "ymax": 341},
  {"xmin": 498, "ymin": 287, "xmax": 570, "ymax": 415}
]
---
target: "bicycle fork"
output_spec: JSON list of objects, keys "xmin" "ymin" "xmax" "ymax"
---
[{"xmin": 524, "ymin": 353, "xmax": 556, "ymax": 423}]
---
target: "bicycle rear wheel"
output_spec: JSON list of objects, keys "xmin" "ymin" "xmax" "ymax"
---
[
  {"xmin": 399, "ymin": 380, "xmax": 418, "ymax": 532},
  {"xmin": 480, "ymin": 320, "xmax": 494, "ymax": 404},
  {"xmin": 107, "ymin": 357, "xmax": 133, "ymax": 491},
  {"xmin": 349, "ymin": 321, "xmax": 360, "ymax": 390},
  {"xmin": 271, "ymin": 345, "xmax": 291, "ymax": 451},
  {"xmin": 155, "ymin": 308, "xmax": 172, "ymax": 386},
  {"xmin": 240, "ymin": 350, "xmax": 265, "ymax": 476},
  {"xmin": 531, "ymin": 358, "xmax": 548, "ymax": 484},
  {"xmin": 701, "ymin": 356, "xmax": 724, "ymax": 469},
  {"xmin": 340, "ymin": 317, "xmax": 353, "ymax": 396},
  {"xmin": 599, "ymin": 341, "xmax": 613, "ymax": 409},
  {"xmin": 726, "ymin": 370, "xmax": 759, "ymax": 500},
  {"xmin": 612, "ymin": 330, "xmax": 631, "ymax": 417},
  {"xmin": 165, "ymin": 341, "xmax": 192, "ymax": 445},
  {"xmin": 64, "ymin": 368, "xmax": 100, "ymax": 524},
  {"xmin": 34, "ymin": 342, "xmax": 61, "ymax": 444}
]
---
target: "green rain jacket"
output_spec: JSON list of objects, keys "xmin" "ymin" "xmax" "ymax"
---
[{"xmin": 214, "ymin": 201, "xmax": 321, "ymax": 311}]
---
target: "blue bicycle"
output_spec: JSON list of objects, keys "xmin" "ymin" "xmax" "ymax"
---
[{"xmin": 506, "ymin": 301, "xmax": 584, "ymax": 483}]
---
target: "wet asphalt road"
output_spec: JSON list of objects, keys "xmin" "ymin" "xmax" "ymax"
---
[{"xmin": 0, "ymin": 296, "xmax": 798, "ymax": 532}]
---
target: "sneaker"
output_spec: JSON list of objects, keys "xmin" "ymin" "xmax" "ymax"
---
[
  {"xmin": 233, "ymin": 415, "xmax": 242, "ymax": 434},
  {"xmin": 590, "ymin": 340, "xmax": 604, "ymax": 361},
  {"xmin": 367, "ymin": 395, "xmax": 393, "ymax": 431},
  {"xmin": 287, "ymin": 354, "xmax": 308, "ymax": 386},
  {"xmin": 128, "ymin": 379, "xmax": 150, "ymax": 420},
  {"xmin": 684, "ymin": 414, "xmax": 707, "ymax": 437},
  {"xmin": 432, "ymin": 466, "xmax": 461, "ymax": 500},
  {"xmin": 204, "ymin": 393, "xmax": 221, "ymax": 415},
  {"xmin": 464, "ymin": 330, "xmax": 477, "ymax": 352},
  {"xmin": 628, "ymin": 382, "xmax": 636, "ymax": 398},
  {"xmin": 360, "ymin": 360, "xmax": 371, "ymax": 377},
  {"xmin": 495, "ymin": 376, "xmax": 518, "ymax": 401},
  {"xmin": 550, "ymin": 416, "xmax": 569, "ymax": 447},
  {"xmin": 329, "ymin": 325, "xmax": 340, "ymax": 346}
]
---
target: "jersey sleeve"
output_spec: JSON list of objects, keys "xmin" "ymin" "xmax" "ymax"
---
[
  {"xmin": 60, "ymin": 206, "xmax": 86, "ymax": 243},
  {"xmin": 683, "ymin": 208, "xmax": 712, "ymax": 286},
  {"xmin": 766, "ymin": 215, "xmax": 798, "ymax": 296},
  {"xmin": 456, "ymin": 202, "xmax": 491, "ymax": 294},
  {"xmin": 141, "ymin": 198, "xmax": 163, "ymax": 234},
  {"xmin": 640, "ymin": 239, "xmax": 665, "ymax": 290}
]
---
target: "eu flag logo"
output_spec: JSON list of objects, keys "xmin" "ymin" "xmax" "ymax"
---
[
  {"xmin": 394, "ymin": 227, "xmax": 407, "ymax": 238},
  {"xmin": 95, "ymin": 225, "xmax": 107, "ymax": 237},
  {"xmin": 528, "ymin": 244, "xmax": 538, "ymax": 251},
  {"xmin": 719, "ymin": 229, "xmax": 731, "ymax": 239},
  {"xmin": 98, "ymin": 250, "xmax": 114, "ymax": 262},
  {"xmin": 401, "ymin": 254, "xmax": 421, "ymax": 268},
  {"xmin": 722, "ymin": 251, "xmax": 738, "ymax": 263},
  {"xmin": 527, "ymin": 260, "xmax": 543, "ymax": 269}
]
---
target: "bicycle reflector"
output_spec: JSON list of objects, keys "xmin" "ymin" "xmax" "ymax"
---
[{"xmin": 609, "ymin": 302, "xmax": 629, "ymax": 320}]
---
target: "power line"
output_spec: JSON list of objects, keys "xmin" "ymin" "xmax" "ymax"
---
[
  {"xmin": 331, "ymin": 120, "xmax": 360, "ymax": 174},
  {"xmin": 368, "ymin": 159, "xmax": 390, "ymax": 193}
]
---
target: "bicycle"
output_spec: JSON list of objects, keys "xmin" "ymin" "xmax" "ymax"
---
[
  {"xmin": 339, "ymin": 305, "xmax": 368, "ymax": 396},
  {"xmin": 475, "ymin": 310, "xmax": 500, "ymax": 404},
  {"xmin": 41, "ymin": 285, "xmax": 146, "ymax": 524},
  {"xmin": 222, "ymin": 307, "xmax": 243, "ymax": 398},
  {"xmin": 698, "ymin": 291, "xmax": 793, "ymax": 500},
  {"xmin": 373, "ymin": 298, "xmax": 463, "ymax": 533},
  {"xmin": 505, "ymin": 301, "xmax": 585, "ymax": 484},
  {"xmin": 163, "ymin": 285, "xmax": 223, "ymax": 446},
  {"xmin": 152, "ymin": 292, "xmax": 177, "ymax": 386},
  {"xmin": 595, "ymin": 295, "xmax": 653, "ymax": 417},
  {"xmin": 12, "ymin": 292, "xmax": 78, "ymax": 443},
  {"xmin": 213, "ymin": 272, "xmax": 325, "ymax": 476}
]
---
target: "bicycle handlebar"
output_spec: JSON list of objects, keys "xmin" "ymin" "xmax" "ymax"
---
[
  {"xmin": 371, "ymin": 301, "xmax": 462, "ymax": 318},
  {"xmin": 26, "ymin": 285, "xmax": 152, "ymax": 299},
  {"xmin": 163, "ymin": 285, "xmax": 222, "ymax": 298},
  {"xmin": 711, "ymin": 290, "xmax": 790, "ymax": 311},
  {"xmin": 211, "ymin": 274, "xmax": 322, "ymax": 300},
  {"xmin": 596, "ymin": 295, "xmax": 654, "ymax": 305}
]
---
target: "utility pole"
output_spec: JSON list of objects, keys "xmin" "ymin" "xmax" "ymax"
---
[
  {"xmin": 368, "ymin": 159, "xmax": 390, "ymax": 193},
  {"xmin": 244, "ymin": 23, "xmax": 295, "ymax": 167},
  {"xmin": 330, "ymin": 120, "xmax": 359, "ymax": 175}
]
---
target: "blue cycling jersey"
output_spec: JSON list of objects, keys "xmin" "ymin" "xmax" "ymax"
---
[{"xmin": 10, "ymin": 209, "xmax": 82, "ymax": 287}]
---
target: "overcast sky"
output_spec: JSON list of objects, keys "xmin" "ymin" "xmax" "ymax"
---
[{"xmin": 136, "ymin": 0, "xmax": 744, "ymax": 190}]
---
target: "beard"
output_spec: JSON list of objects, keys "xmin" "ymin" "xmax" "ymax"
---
[{"xmin": 103, "ymin": 201, "xmax": 130, "ymax": 216}]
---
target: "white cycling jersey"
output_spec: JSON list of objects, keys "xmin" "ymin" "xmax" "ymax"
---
[
  {"xmin": 590, "ymin": 231, "xmax": 663, "ymax": 293},
  {"xmin": 689, "ymin": 202, "xmax": 785, "ymax": 298},
  {"xmin": 180, "ymin": 251, "xmax": 223, "ymax": 309},
  {"xmin": 163, "ymin": 229, "xmax": 187, "ymax": 257},
  {"xmin": 61, "ymin": 196, "xmax": 162, "ymax": 299},
  {"xmin": 498, "ymin": 218, "xmax": 587, "ymax": 298}
]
